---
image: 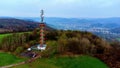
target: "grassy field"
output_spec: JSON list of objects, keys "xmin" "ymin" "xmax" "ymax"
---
[
  {"xmin": 11, "ymin": 55, "xmax": 108, "ymax": 68},
  {"xmin": 0, "ymin": 52, "xmax": 25, "ymax": 66},
  {"xmin": 0, "ymin": 34, "xmax": 11, "ymax": 42},
  {"xmin": 0, "ymin": 32, "xmax": 31, "ymax": 42}
]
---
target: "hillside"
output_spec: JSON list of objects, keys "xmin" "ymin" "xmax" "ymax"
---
[
  {"xmin": 0, "ymin": 30, "xmax": 120, "ymax": 68},
  {"xmin": 0, "ymin": 17, "xmax": 119, "ymax": 68},
  {"xmin": 0, "ymin": 18, "xmax": 53, "ymax": 33}
]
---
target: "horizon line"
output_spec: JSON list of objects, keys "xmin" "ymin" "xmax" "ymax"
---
[{"xmin": 0, "ymin": 16, "xmax": 120, "ymax": 19}]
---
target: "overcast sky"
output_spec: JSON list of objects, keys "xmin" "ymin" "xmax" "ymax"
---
[{"xmin": 0, "ymin": 0, "xmax": 120, "ymax": 18}]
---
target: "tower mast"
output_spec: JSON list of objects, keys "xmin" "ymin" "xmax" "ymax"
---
[{"xmin": 40, "ymin": 10, "xmax": 45, "ymax": 47}]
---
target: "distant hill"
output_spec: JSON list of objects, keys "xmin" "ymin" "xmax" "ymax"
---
[
  {"xmin": 18, "ymin": 17, "xmax": 120, "ymax": 41},
  {"xmin": 111, "ymin": 27, "xmax": 120, "ymax": 33},
  {"xmin": 0, "ymin": 18, "xmax": 54, "ymax": 33},
  {"xmin": 17, "ymin": 17, "xmax": 120, "ymax": 29}
]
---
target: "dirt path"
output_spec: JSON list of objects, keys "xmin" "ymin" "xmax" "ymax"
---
[
  {"xmin": 0, "ymin": 62, "xmax": 25, "ymax": 68},
  {"xmin": 0, "ymin": 54, "xmax": 41, "ymax": 68}
]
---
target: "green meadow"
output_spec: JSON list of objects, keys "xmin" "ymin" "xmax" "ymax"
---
[
  {"xmin": 0, "ymin": 34, "xmax": 11, "ymax": 42},
  {"xmin": 0, "ymin": 52, "xmax": 25, "ymax": 66},
  {"xmin": 11, "ymin": 55, "xmax": 108, "ymax": 68},
  {"xmin": 0, "ymin": 32, "xmax": 31, "ymax": 42}
]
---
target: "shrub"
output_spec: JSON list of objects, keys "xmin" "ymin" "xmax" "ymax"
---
[{"xmin": 14, "ymin": 47, "xmax": 24, "ymax": 55}]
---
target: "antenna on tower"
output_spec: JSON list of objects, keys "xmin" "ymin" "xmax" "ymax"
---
[{"xmin": 41, "ymin": 9, "xmax": 44, "ymax": 23}]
